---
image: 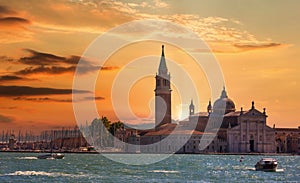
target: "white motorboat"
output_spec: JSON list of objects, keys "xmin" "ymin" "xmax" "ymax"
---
[{"xmin": 255, "ymin": 158, "xmax": 278, "ymax": 172}]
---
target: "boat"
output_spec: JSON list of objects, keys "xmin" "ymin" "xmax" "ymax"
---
[
  {"xmin": 255, "ymin": 158, "xmax": 278, "ymax": 172},
  {"xmin": 37, "ymin": 153, "xmax": 64, "ymax": 159}
]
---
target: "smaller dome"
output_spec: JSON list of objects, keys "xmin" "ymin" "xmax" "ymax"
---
[{"xmin": 213, "ymin": 87, "xmax": 235, "ymax": 114}]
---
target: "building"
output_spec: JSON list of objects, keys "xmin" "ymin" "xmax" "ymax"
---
[
  {"xmin": 227, "ymin": 102, "xmax": 275, "ymax": 153},
  {"xmin": 116, "ymin": 45, "xmax": 287, "ymax": 154},
  {"xmin": 275, "ymin": 127, "xmax": 300, "ymax": 154}
]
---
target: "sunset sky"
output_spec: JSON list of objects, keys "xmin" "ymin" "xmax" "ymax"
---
[{"xmin": 1, "ymin": 0, "xmax": 300, "ymax": 133}]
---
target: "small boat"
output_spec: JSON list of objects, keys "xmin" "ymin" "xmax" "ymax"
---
[
  {"xmin": 37, "ymin": 153, "xmax": 64, "ymax": 159},
  {"xmin": 255, "ymin": 158, "xmax": 278, "ymax": 172}
]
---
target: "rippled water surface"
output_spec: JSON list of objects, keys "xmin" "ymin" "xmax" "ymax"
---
[{"xmin": 0, "ymin": 153, "xmax": 299, "ymax": 182}]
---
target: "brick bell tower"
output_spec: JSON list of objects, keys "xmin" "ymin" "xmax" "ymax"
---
[{"xmin": 155, "ymin": 45, "xmax": 172, "ymax": 129}]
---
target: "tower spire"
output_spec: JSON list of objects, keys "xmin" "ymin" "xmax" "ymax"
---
[
  {"xmin": 155, "ymin": 45, "xmax": 171, "ymax": 129},
  {"xmin": 207, "ymin": 100, "xmax": 212, "ymax": 114},
  {"xmin": 189, "ymin": 99, "xmax": 195, "ymax": 116},
  {"xmin": 158, "ymin": 45, "xmax": 168, "ymax": 75}
]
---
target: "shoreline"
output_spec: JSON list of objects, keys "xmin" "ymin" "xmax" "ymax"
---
[{"xmin": 0, "ymin": 150, "xmax": 298, "ymax": 156}]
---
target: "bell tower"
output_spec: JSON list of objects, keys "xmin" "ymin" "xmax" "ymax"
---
[{"xmin": 155, "ymin": 45, "xmax": 172, "ymax": 129}]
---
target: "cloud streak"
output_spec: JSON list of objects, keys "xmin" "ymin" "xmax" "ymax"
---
[
  {"xmin": 14, "ymin": 64, "xmax": 117, "ymax": 75},
  {"xmin": 13, "ymin": 96, "xmax": 105, "ymax": 103},
  {"xmin": 234, "ymin": 43, "xmax": 282, "ymax": 50},
  {"xmin": 0, "ymin": 5, "xmax": 32, "ymax": 43},
  {"xmin": 0, "ymin": 17, "xmax": 30, "ymax": 25},
  {"xmin": 15, "ymin": 65, "xmax": 77, "ymax": 75},
  {"xmin": 191, "ymin": 42, "xmax": 284, "ymax": 54},
  {"xmin": 20, "ymin": 49, "xmax": 79, "ymax": 66},
  {"xmin": 0, "ymin": 75, "xmax": 27, "ymax": 81},
  {"xmin": 0, "ymin": 85, "xmax": 89, "ymax": 97},
  {"xmin": 11, "ymin": 49, "xmax": 119, "ymax": 76}
]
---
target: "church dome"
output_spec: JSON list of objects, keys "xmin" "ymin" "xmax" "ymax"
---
[{"xmin": 213, "ymin": 87, "xmax": 236, "ymax": 114}]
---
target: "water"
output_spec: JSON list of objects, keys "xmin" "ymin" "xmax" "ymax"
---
[{"xmin": 0, "ymin": 153, "xmax": 299, "ymax": 182}]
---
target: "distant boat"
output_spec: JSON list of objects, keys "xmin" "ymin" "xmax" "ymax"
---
[
  {"xmin": 255, "ymin": 158, "xmax": 278, "ymax": 172},
  {"xmin": 37, "ymin": 153, "xmax": 64, "ymax": 159}
]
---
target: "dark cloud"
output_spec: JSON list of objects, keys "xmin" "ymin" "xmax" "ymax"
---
[
  {"xmin": 83, "ymin": 96, "xmax": 105, "ymax": 101},
  {"xmin": 100, "ymin": 66, "xmax": 119, "ymax": 71},
  {"xmin": 20, "ymin": 49, "xmax": 73, "ymax": 66},
  {"xmin": 19, "ymin": 49, "xmax": 94, "ymax": 66},
  {"xmin": 5, "ymin": 49, "xmax": 118, "ymax": 75},
  {"xmin": 13, "ymin": 97, "xmax": 72, "ymax": 103},
  {"xmin": 0, "ymin": 17, "xmax": 30, "ymax": 25},
  {"xmin": 0, "ymin": 55, "xmax": 14, "ymax": 62},
  {"xmin": 0, "ymin": 85, "xmax": 89, "ymax": 97},
  {"xmin": 75, "ymin": 64, "xmax": 101, "ymax": 74},
  {"xmin": 15, "ymin": 49, "xmax": 101, "ymax": 74},
  {"xmin": 15, "ymin": 64, "xmax": 116, "ymax": 75},
  {"xmin": 0, "ymin": 5, "xmax": 30, "ymax": 26},
  {"xmin": 234, "ymin": 43, "xmax": 282, "ymax": 50},
  {"xmin": 0, "ymin": 75, "xmax": 25, "ymax": 81},
  {"xmin": 15, "ymin": 65, "xmax": 76, "ymax": 75},
  {"xmin": 0, "ymin": 114, "xmax": 14, "ymax": 123},
  {"xmin": 13, "ymin": 96, "xmax": 105, "ymax": 103},
  {"xmin": 192, "ymin": 42, "xmax": 283, "ymax": 54}
]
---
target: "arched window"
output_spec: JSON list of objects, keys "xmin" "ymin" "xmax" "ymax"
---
[{"xmin": 163, "ymin": 79, "xmax": 167, "ymax": 86}]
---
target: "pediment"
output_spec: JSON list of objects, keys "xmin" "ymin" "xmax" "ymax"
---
[{"xmin": 242, "ymin": 108, "xmax": 266, "ymax": 117}]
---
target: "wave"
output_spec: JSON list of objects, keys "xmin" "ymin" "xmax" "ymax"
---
[
  {"xmin": 5, "ymin": 171, "xmax": 88, "ymax": 177},
  {"xmin": 16, "ymin": 157, "xmax": 38, "ymax": 160},
  {"xmin": 149, "ymin": 170, "xmax": 179, "ymax": 173}
]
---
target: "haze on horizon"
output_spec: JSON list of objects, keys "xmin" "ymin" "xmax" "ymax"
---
[{"xmin": 1, "ymin": 0, "xmax": 300, "ymax": 133}]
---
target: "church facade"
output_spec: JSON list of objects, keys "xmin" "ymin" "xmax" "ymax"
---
[
  {"xmin": 227, "ymin": 103, "xmax": 275, "ymax": 153},
  {"xmin": 115, "ymin": 45, "xmax": 296, "ymax": 154}
]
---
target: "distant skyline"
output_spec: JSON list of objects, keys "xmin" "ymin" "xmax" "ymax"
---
[{"xmin": 1, "ymin": 0, "xmax": 300, "ymax": 132}]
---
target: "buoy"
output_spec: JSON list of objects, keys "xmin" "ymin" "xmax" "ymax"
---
[{"xmin": 240, "ymin": 156, "xmax": 244, "ymax": 162}]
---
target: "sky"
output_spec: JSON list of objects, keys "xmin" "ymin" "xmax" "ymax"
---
[{"xmin": 0, "ymin": 0, "xmax": 300, "ymax": 133}]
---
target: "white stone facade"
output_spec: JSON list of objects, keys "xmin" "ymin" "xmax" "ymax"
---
[{"xmin": 227, "ymin": 106, "xmax": 275, "ymax": 153}]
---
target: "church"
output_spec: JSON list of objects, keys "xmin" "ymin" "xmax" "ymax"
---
[{"xmin": 117, "ymin": 45, "xmax": 277, "ymax": 153}]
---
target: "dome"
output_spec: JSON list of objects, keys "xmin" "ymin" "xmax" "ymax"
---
[{"xmin": 213, "ymin": 87, "xmax": 236, "ymax": 114}]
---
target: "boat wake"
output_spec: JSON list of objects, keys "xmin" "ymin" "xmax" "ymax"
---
[
  {"xmin": 16, "ymin": 157, "xmax": 38, "ymax": 160},
  {"xmin": 246, "ymin": 167, "xmax": 284, "ymax": 172},
  {"xmin": 275, "ymin": 169, "xmax": 284, "ymax": 172},
  {"xmin": 5, "ymin": 171, "xmax": 88, "ymax": 177},
  {"xmin": 148, "ymin": 170, "xmax": 179, "ymax": 173}
]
